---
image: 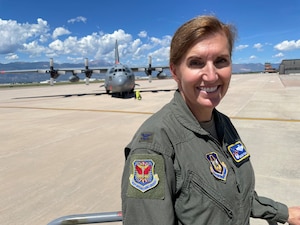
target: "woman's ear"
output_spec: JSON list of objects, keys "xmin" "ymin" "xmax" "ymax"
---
[{"xmin": 170, "ymin": 63, "xmax": 179, "ymax": 83}]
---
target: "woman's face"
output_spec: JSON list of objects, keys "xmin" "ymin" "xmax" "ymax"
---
[{"xmin": 171, "ymin": 32, "xmax": 232, "ymax": 119}]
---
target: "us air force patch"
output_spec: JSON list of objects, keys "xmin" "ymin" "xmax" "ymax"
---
[
  {"xmin": 206, "ymin": 152, "xmax": 228, "ymax": 181},
  {"xmin": 129, "ymin": 159, "xmax": 159, "ymax": 192},
  {"xmin": 227, "ymin": 141, "xmax": 249, "ymax": 163},
  {"xmin": 127, "ymin": 154, "xmax": 165, "ymax": 199}
]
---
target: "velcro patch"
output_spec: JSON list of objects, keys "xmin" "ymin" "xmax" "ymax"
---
[
  {"xmin": 227, "ymin": 141, "xmax": 250, "ymax": 163},
  {"xmin": 206, "ymin": 152, "xmax": 228, "ymax": 181},
  {"xmin": 127, "ymin": 154, "xmax": 165, "ymax": 199}
]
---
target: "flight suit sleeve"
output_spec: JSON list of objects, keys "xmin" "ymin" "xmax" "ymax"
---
[
  {"xmin": 121, "ymin": 148, "xmax": 177, "ymax": 225},
  {"xmin": 251, "ymin": 191, "xmax": 289, "ymax": 224}
]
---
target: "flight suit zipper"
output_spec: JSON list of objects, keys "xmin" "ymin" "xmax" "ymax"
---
[{"xmin": 189, "ymin": 172, "xmax": 234, "ymax": 219}]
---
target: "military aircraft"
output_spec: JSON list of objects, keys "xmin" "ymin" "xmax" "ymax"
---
[{"xmin": 1, "ymin": 40, "xmax": 169, "ymax": 96}]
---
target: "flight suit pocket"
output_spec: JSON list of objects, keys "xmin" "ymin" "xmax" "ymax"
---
[{"xmin": 175, "ymin": 171, "xmax": 234, "ymax": 224}]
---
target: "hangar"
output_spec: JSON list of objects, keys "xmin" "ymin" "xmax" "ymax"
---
[{"xmin": 279, "ymin": 59, "xmax": 300, "ymax": 74}]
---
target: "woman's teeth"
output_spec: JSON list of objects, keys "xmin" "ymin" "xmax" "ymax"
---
[{"xmin": 198, "ymin": 86, "xmax": 218, "ymax": 93}]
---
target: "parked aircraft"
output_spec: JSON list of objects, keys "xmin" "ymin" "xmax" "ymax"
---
[{"xmin": 1, "ymin": 40, "xmax": 169, "ymax": 96}]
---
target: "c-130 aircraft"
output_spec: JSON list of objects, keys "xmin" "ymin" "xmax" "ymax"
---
[{"xmin": 1, "ymin": 40, "xmax": 169, "ymax": 97}]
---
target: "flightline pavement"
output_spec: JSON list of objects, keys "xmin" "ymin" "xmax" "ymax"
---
[{"xmin": 0, "ymin": 74, "xmax": 299, "ymax": 225}]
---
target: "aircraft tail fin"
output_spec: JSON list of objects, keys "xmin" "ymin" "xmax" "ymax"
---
[{"xmin": 115, "ymin": 40, "xmax": 120, "ymax": 64}]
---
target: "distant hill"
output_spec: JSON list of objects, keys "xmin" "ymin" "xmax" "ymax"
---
[{"xmin": 0, "ymin": 61, "xmax": 279, "ymax": 84}]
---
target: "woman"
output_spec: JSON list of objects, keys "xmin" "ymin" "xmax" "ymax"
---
[{"xmin": 121, "ymin": 15, "xmax": 300, "ymax": 225}]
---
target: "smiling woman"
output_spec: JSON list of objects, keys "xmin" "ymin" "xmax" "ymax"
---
[
  {"xmin": 121, "ymin": 15, "xmax": 300, "ymax": 225},
  {"xmin": 171, "ymin": 32, "xmax": 232, "ymax": 122}
]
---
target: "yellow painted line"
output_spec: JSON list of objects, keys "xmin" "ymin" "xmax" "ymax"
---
[
  {"xmin": 230, "ymin": 116, "xmax": 300, "ymax": 123},
  {"xmin": 0, "ymin": 106, "xmax": 154, "ymax": 115},
  {"xmin": 1, "ymin": 106, "xmax": 300, "ymax": 122}
]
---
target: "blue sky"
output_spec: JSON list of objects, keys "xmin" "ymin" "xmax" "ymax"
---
[{"xmin": 0, "ymin": 0, "xmax": 299, "ymax": 66}]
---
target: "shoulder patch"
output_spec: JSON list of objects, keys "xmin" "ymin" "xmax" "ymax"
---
[
  {"xmin": 127, "ymin": 154, "xmax": 165, "ymax": 199},
  {"xmin": 227, "ymin": 141, "xmax": 250, "ymax": 164},
  {"xmin": 130, "ymin": 159, "xmax": 159, "ymax": 192}
]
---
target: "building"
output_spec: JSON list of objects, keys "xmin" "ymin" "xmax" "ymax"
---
[
  {"xmin": 279, "ymin": 59, "xmax": 300, "ymax": 74},
  {"xmin": 264, "ymin": 62, "xmax": 277, "ymax": 73}
]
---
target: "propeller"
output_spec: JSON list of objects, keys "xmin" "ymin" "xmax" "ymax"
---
[
  {"xmin": 39, "ymin": 58, "xmax": 97, "ymax": 85},
  {"xmin": 143, "ymin": 56, "xmax": 165, "ymax": 82},
  {"xmin": 147, "ymin": 56, "xmax": 153, "ymax": 83},
  {"xmin": 82, "ymin": 58, "xmax": 102, "ymax": 84},
  {"xmin": 83, "ymin": 58, "xmax": 93, "ymax": 85},
  {"xmin": 48, "ymin": 58, "xmax": 65, "ymax": 86}
]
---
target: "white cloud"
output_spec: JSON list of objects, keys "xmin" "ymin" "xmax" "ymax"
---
[
  {"xmin": 235, "ymin": 44, "xmax": 249, "ymax": 51},
  {"xmin": 249, "ymin": 55, "xmax": 257, "ymax": 60},
  {"xmin": 5, "ymin": 53, "xmax": 19, "ymax": 60},
  {"xmin": 0, "ymin": 18, "xmax": 49, "ymax": 54},
  {"xmin": 22, "ymin": 41, "xmax": 47, "ymax": 57},
  {"xmin": 273, "ymin": 52, "xmax": 284, "ymax": 58},
  {"xmin": 138, "ymin": 31, "xmax": 147, "ymax": 38},
  {"xmin": 150, "ymin": 46, "xmax": 170, "ymax": 63},
  {"xmin": 49, "ymin": 39, "xmax": 64, "ymax": 52},
  {"xmin": 52, "ymin": 27, "xmax": 71, "ymax": 39},
  {"xmin": 0, "ymin": 18, "xmax": 170, "ymax": 65},
  {"xmin": 274, "ymin": 40, "xmax": 300, "ymax": 51},
  {"xmin": 253, "ymin": 43, "xmax": 263, "ymax": 51},
  {"xmin": 67, "ymin": 16, "xmax": 87, "ymax": 24}
]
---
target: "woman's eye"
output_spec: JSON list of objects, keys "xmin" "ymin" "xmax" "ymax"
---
[
  {"xmin": 215, "ymin": 58, "xmax": 230, "ymax": 68},
  {"xmin": 188, "ymin": 60, "xmax": 205, "ymax": 68}
]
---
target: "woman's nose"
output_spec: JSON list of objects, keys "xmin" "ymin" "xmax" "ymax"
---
[{"xmin": 202, "ymin": 63, "xmax": 218, "ymax": 82}]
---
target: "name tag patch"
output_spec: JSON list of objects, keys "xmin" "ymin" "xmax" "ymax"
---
[{"xmin": 227, "ymin": 141, "xmax": 249, "ymax": 163}]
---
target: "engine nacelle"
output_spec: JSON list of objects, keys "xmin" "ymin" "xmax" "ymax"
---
[
  {"xmin": 50, "ymin": 71, "xmax": 60, "ymax": 79},
  {"xmin": 69, "ymin": 75, "xmax": 80, "ymax": 82},
  {"xmin": 157, "ymin": 72, "xmax": 168, "ymax": 79}
]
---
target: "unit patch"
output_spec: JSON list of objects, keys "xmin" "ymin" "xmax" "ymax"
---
[
  {"xmin": 206, "ymin": 152, "xmax": 228, "ymax": 181},
  {"xmin": 227, "ymin": 141, "xmax": 250, "ymax": 163},
  {"xmin": 127, "ymin": 154, "xmax": 165, "ymax": 199},
  {"xmin": 129, "ymin": 159, "xmax": 159, "ymax": 192}
]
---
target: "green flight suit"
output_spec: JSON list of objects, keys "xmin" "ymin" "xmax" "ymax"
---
[{"xmin": 121, "ymin": 90, "xmax": 288, "ymax": 225}]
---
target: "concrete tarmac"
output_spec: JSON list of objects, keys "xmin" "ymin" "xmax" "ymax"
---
[{"xmin": 0, "ymin": 74, "xmax": 299, "ymax": 225}]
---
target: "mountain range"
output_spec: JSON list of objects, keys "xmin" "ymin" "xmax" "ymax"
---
[{"xmin": 0, "ymin": 61, "xmax": 279, "ymax": 84}]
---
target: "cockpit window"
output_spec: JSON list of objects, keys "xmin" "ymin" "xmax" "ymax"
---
[
  {"xmin": 114, "ymin": 68, "xmax": 127, "ymax": 72},
  {"xmin": 109, "ymin": 66, "xmax": 132, "ymax": 74},
  {"xmin": 109, "ymin": 68, "xmax": 114, "ymax": 74}
]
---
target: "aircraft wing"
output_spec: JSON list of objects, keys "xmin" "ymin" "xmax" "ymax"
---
[
  {"xmin": 1, "ymin": 58, "xmax": 110, "ymax": 85},
  {"xmin": 1, "ymin": 55, "xmax": 170, "ymax": 85},
  {"xmin": 131, "ymin": 66, "xmax": 169, "ymax": 73},
  {"xmin": 131, "ymin": 56, "xmax": 169, "ymax": 81},
  {"xmin": 1, "ymin": 69, "xmax": 41, "ymax": 74},
  {"xmin": 52, "ymin": 67, "xmax": 109, "ymax": 75}
]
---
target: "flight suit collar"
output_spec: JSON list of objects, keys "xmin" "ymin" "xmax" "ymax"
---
[{"xmin": 171, "ymin": 90, "xmax": 214, "ymax": 135}]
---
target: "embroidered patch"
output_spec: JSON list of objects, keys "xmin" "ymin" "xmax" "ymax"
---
[
  {"xmin": 139, "ymin": 132, "xmax": 154, "ymax": 143},
  {"xmin": 227, "ymin": 141, "xmax": 249, "ymax": 163},
  {"xmin": 129, "ymin": 159, "xmax": 159, "ymax": 192},
  {"xmin": 206, "ymin": 152, "xmax": 228, "ymax": 181},
  {"xmin": 127, "ymin": 154, "xmax": 164, "ymax": 199}
]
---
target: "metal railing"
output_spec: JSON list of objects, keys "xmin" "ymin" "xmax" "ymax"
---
[
  {"xmin": 47, "ymin": 211, "xmax": 122, "ymax": 225},
  {"xmin": 47, "ymin": 210, "xmax": 278, "ymax": 225}
]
